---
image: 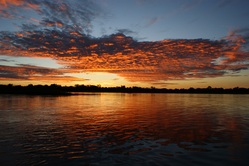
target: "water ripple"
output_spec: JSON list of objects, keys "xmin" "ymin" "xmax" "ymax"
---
[{"xmin": 0, "ymin": 94, "xmax": 249, "ymax": 165}]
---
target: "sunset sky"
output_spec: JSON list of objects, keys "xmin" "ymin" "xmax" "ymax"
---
[{"xmin": 0, "ymin": 0, "xmax": 249, "ymax": 88}]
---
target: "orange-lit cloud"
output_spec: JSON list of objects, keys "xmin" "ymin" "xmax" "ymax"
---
[
  {"xmin": 0, "ymin": 29, "xmax": 248, "ymax": 83},
  {"xmin": 0, "ymin": 0, "xmax": 25, "ymax": 7}
]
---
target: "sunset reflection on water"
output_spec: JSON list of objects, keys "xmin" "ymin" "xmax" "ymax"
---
[{"xmin": 0, "ymin": 93, "xmax": 249, "ymax": 165}]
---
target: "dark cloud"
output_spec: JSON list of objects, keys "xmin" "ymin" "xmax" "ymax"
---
[
  {"xmin": 0, "ymin": 59, "xmax": 14, "ymax": 62},
  {"xmin": 116, "ymin": 29, "xmax": 137, "ymax": 36},
  {"xmin": 0, "ymin": 70, "xmax": 27, "ymax": 79},
  {"xmin": 0, "ymin": 64, "xmax": 62, "ymax": 77},
  {"xmin": 0, "ymin": 0, "xmax": 101, "ymax": 35},
  {"xmin": 0, "ymin": 64, "xmax": 86, "ymax": 81},
  {"xmin": 231, "ymin": 28, "xmax": 249, "ymax": 51}
]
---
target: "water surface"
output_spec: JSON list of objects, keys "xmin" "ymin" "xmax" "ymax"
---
[{"xmin": 0, "ymin": 93, "xmax": 249, "ymax": 165}]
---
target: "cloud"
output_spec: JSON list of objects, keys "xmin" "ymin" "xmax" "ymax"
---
[
  {"xmin": 0, "ymin": 64, "xmax": 85, "ymax": 81},
  {"xmin": 0, "ymin": 58, "xmax": 14, "ymax": 62},
  {"xmin": 0, "ymin": 69, "xmax": 27, "ymax": 79},
  {"xmin": 0, "ymin": 64, "xmax": 61, "ymax": 78},
  {"xmin": 0, "ymin": 28, "xmax": 248, "ymax": 83},
  {"xmin": 116, "ymin": 29, "xmax": 137, "ymax": 36},
  {"xmin": 230, "ymin": 28, "xmax": 249, "ymax": 51},
  {"xmin": 0, "ymin": 0, "xmax": 25, "ymax": 7},
  {"xmin": 144, "ymin": 16, "xmax": 159, "ymax": 27},
  {"xmin": 0, "ymin": 0, "xmax": 101, "ymax": 34}
]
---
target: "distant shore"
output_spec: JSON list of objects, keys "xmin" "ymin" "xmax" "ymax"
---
[{"xmin": 1, "ymin": 84, "xmax": 249, "ymax": 95}]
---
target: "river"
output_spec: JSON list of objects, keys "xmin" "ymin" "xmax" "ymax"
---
[{"xmin": 0, "ymin": 93, "xmax": 249, "ymax": 165}]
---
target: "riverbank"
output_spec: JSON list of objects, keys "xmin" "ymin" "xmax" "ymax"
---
[{"xmin": 1, "ymin": 84, "xmax": 249, "ymax": 95}]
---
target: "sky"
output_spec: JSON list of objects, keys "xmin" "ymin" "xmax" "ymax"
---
[{"xmin": 0, "ymin": 0, "xmax": 249, "ymax": 88}]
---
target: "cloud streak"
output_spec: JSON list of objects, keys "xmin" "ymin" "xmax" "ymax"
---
[{"xmin": 0, "ymin": 64, "xmax": 85, "ymax": 82}]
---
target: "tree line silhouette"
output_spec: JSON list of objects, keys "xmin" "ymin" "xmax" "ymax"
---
[{"xmin": 0, "ymin": 84, "xmax": 249, "ymax": 95}]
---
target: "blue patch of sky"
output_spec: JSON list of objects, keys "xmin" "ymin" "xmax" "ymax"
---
[
  {"xmin": 0, "ymin": 55, "xmax": 62, "ymax": 68},
  {"xmin": 91, "ymin": 0, "xmax": 249, "ymax": 41}
]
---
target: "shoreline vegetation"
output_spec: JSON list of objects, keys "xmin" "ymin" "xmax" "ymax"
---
[{"xmin": 0, "ymin": 84, "xmax": 249, "ymax": 95}]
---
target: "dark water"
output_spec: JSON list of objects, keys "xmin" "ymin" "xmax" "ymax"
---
[{"xmin": 0, "ymin": 93, "xmax": 249, "ymax": 166}]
